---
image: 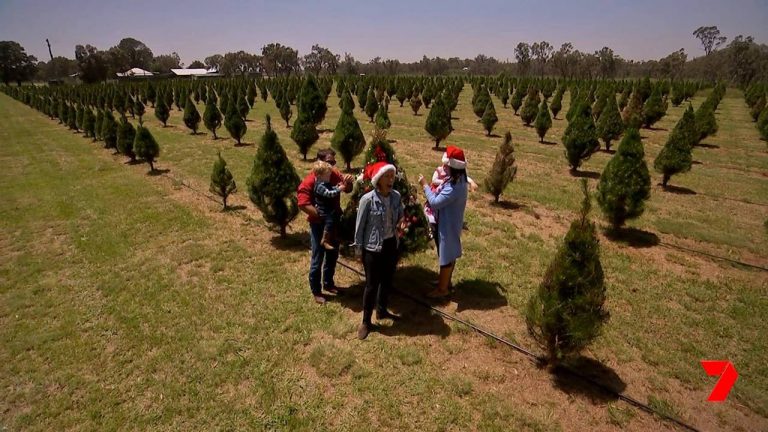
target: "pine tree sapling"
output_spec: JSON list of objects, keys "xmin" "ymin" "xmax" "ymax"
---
[
  {"xmin": 596, "ymin": 128, "xmax": 651, "ymax": 230},
  {"xmin": 101, "ymin": 110, "xmax": 118, "ymax": 150},
  {"xmin": 203, "ymin": 96, "xmax": 222, "ymax": 139},
  {"xmin": 375, "ymin": 104, "xmax": 392, "ymax": 130},
  {"xmin": 520, "ymin": 87, "xmax": 540, "ymax": 126},
  {"xmin": 279, "ymin": 93, "xmax": 292, "ymax": 128},
  {"xmin": 484, "ymin": 131, "xmax": 517, "ymax": 203},
  {"xmin": 409, "ymin": 95, "xmax": 423, "ymax": 115},
  {"xmin": 291, "ymin": 108, "xmax": 319, "ymax": 160},
  {"xmin": 481, "ymin": 100, "xmax": 498, "ymax": 136},
  {"xmin": 654, "ymin": 105, "xmax": 696, "ymax": 188},
  {"xmin": 297, "ymin": 75, "xmax": 327, "ymax": 125},
  {"xmin": 247, "ymin": 116, "xmax": 301, "ymax": 237},
  {"xmin": 641, "ymin": 86, "xmax": 667, "ymax": 128},
  {"xmin": 534, "ymin": 99, "xmax": 553, "ymax": 143},
  {"xmin": 134, "ymin": 125, "xmax": 160, "ymax": 172},
  {"xmin": 562, "ymin": 103, "xmax": 600, "ymax": 173},
  {"xmin": 550, "ymin": 90, "xmax": 563, "ymax": 119},
  {"xmin": 694, "ymin": 101, "xmax": 718, "ymax": 144},
  {"xmin": 596, "ymin": 93, "xmax": 624, "ymax": 151},
  {"xmin": 425, "ymin": 95, "xmax": 452, "ymax": 148},
  {"xmin": 155, "ymin": 96, "xmax": 170, "ymax": 127},
  {"xmin": 134, "ymin": 98, "xmax": 146, "ymax": 124},
  {"xmin": 183, "ymin": 97, "xmax": 202, "ymax": 134},
  {"xmin": 331, "ymin": 99, "xmax": 366, "ymax": 171},
  {"xmin": 117, "ymin": 115, "xmax": 137, "ymax": 161},
  {"xmin": 364, "ymin": 87, "xmax": 379, "ymax": 122},
  {"xmin": 525, "ymin": 179, "xmax": 607, "ymax": 365},
  {"xmin": 210, "ymin": 152, "xmax": 237, "ymax": 210},
  {"xmin": 224, "ymin": 99, "xmax": 247, "ymax": 145}
]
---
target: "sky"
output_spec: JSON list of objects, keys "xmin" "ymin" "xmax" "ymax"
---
[{"xmin": 1, "ymin": 0, "xmax": 767, "ymax": 65}]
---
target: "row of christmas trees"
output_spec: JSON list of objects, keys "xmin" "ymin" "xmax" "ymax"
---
[{"xmin": 744, "ymin": 81, "xmax": 768, "ymax": 142}]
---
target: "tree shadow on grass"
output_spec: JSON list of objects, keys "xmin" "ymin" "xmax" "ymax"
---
[
  {"xmin": 317, "ymin": 128, "xmax": 334, "ymax": 134},
  {"xmin": 570, "ymin": 170, "xmax": 601, "ymax": 179},
  {"xmin": 539, "ymin": 140, "xmax": 558, "ymax": 146},
  {"xmin": 659, "ymin": 184, "xmax": 697, "ymax": 195},
  {"xmin": 270, "ymin": 230, "xmax": 310, "ymax": 251},
  {"xmin": 696, "ymin": 142, "xmax": 720, "ymax": 149},
  {"xmin": 604, "ymin": 227, "xmax": 660, "ymax": 248},
  {"xmin": 124, "ymin": 159, "xmax": 143, "ymax": 165},
  {"xmin": 645, "ymin": 126, "xmax": 668, "ymax": 132},
  {"xmin": 550, "ymin": 356, "xmax": 627, "ymax": 404},
  {"xmin": 492, "ymin": 200, "xmax": 526, "ymax": 211},
  {"xmin": 223, "ymin": 204, "xmax": 248, "ymax": 212},
  {"xmin": 486, "ymin": 133, "xmax": 502, "ymax": 138},
  {"xmin": 431, "ymin": 146, "xmax": 447, "ymax": 152},
  {"xmin": 452, "ymin": 279, "xmax": 508, "ymax": 312},
  {"xmin": 147, "ymin": 168, "xmax": 171, "ymax": 176},
  {"xmin": 599, "ymin": 148, "xmax": 616, "ymax": 155},
  {"xmin": 692, "ymin": 160, "xmax": 703, "ymax": 165},
  {"xmin": 233, "ymin": 142, "xmax": 254, "ymax": 147}
]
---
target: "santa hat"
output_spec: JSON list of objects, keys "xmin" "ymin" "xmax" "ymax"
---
[
  {"xmin": 441, "ymin": 145, "xmax": 467, "ymax": 170},
  {"xmin": 364, "ymin": 161, "xmax": 396, "ymax": 187}
]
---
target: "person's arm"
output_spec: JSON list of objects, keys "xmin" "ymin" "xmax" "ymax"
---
[
  {"xmin": 297, "ymin": 176, "xmax": 318, "ymax": 218},
  {"xmin": 331, "ymin": 170, "xmax": 354, "ymax": 194},
  {"xmin": 315, "ymin": 183, "xmax": 342, "ymax": 199},
  {"xmin": 354, "ymin": 194, "xmax": 371, "ymax": 256},
  {"xmin": 467, "ymin": 176, "xmax": 478, "ymax": 192},
  {"xmin": 395, "ymin": 192, "xmax": 404, "ymax": 225},
  {"xmin": 423, "ymin": 181, "xmax": 458, "ymax": 210}
]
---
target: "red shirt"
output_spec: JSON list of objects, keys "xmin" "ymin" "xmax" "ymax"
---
[{"xmin": 297, "ymin": 169, "xmax": 344, "ymax": 223}]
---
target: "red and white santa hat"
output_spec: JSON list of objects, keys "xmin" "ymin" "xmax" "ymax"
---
[
  {"xmin": 441, "ymin": 145, "xmax": 467, "ymax": 170},
  {"xmin": 364, "ymin": 161, "xmax": 396, "ymax": 187}
]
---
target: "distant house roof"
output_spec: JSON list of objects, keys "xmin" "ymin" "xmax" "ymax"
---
[
  {"xmin": 116, "ymin": 68, "xmax": 154, "ymax": 77},
  {"xmin": 171, "ymin": 68, "xmax": 221, "ymax": 76}
]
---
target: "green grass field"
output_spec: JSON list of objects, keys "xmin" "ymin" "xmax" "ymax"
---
[{"xmin": 1, "ymin": 84, "xmax": 766, "ymax": 431}]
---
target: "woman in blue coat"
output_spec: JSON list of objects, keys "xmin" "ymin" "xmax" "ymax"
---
[{"xmin": 418, "ymin": 146, "xmax": 469, "ymax": 298}]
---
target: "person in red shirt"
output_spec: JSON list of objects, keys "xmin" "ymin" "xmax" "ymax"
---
[{"xmin": 297, "ymin": 148, "xmax": 354, "ymax": 304}]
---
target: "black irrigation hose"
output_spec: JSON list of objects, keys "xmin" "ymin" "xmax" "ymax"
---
[
  {"xmin": 658, "ymin": 241, "xmax": 768, "ymax": 272},
  {"xmin": 335, "ymin": 259, "xmax": 701, "ymax": 432}
]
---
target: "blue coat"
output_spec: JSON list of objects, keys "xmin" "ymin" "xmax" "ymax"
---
[{"xmin": 424, "ymin": 178, "xmax": 468, "ymax": 266}]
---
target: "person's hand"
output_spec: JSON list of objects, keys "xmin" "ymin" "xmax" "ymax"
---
[
  {"xmin": 418, "ymin": 174, "xmax": 427, "ymax": 187},
  {"xmin": 337, "ymin": 182, "xmax": 347, "ymax": 192}
]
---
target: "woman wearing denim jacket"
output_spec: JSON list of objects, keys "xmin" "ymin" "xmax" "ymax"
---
[{"xmin": 354, "ymin": 161, "xmax": 403, "ymax": 340}]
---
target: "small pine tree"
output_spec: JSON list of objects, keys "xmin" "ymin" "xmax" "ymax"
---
[
  {"xmin": 520, "ymin": 87, "xmax": 541, "ymax": 126},
  {"xmin": 758, "ymin": 105, "xmax": 768, "ymax": 140},
  {"xmin": 534, "ymin": 99, "xmax": 553, "ymax": 143},
  {"xmin": 134, "ymin": 125, "xmax": 160, "ymax": 172},
  {"xmin": 364, "ymin": 87, "xmax": 379, "ymax": 122},
  {"xmin": 750, "ymin": 93, "xmax": 765, "ymax": 122},
  {"xmin": 290, "ymin": 108, "xmax": 319, "ymax": 160},
  {"xmin": 297, "ymin": 75, "xmax": 327, "ymax": 125},
  {"xmin": 183, "ymin": 97, "xmax": 202, "ymax": 134},
  {"xmin": 375, "ymin": 103, "xmax": 392, "ymax": 130},
  {"xmin": 621, "ymin": 90, "xmax": 643, "ymax": 129},
  {"xmin": 210, "ymin": 152, "xmax": 237, "ymax": 210},
  {"xmin": 484, "ymin": 131, "xmax": 517, "ymax": 203},
  {"xmin": 409, "ymin": 95, "xmax": 423, "ymax": 115},
  {"xmin": 596, "ymin": 94, "xmax": 624, "ymax": 151},
  {"xmin": 134, "ymin": 98, "xmax": 146, "ymax": 124},
  {"xmin": 596, "ymin": 128, "xmax": 651, "ymax": 230},
  {"xmin": 279, "ymin": 93, "xmax": 292, "ymax": 128},
  {"xmin": 101, "ymin": 110, "xmax": 118, "ymax": 150},
  {"xmin": 203, "ymin": 96, "xmax": 222, "ymax": 139},
  {"xmin": 82, "ymin": 107, "xmax": 95, "ymax": 138},
  {"xmin": 117, "ymin": 115, "xmax": 137, "ymax": 161},
  {"xmin": 356, "ymin": 83, "xmax": 368, "ymax": 111},
  {"xmin": 473, "ymin": 87, "xmax": 491, "ymax": 119},
  {"xmin": 481, "ymin": 100, "xmax": 498, "ymax": 136},
  {"xmin": 155, "ymin": 95, "xmax": 170, "ymax": 127},
  {"xmin": 550, "ymin": 89, "xmax": 563, "ymax": 119},
  {"xmin": 331, "ymin": 98, "xmax": 366, "ymax": 171},
  {"xmin": 525, "ymin": 179, "xmax": 607, "ymax": 365},
  {"xmin": 510, "ymin": 86, "xmax": 524, "ymax": 115},
  {"xmin": 562, "ymin": 103, "xmax": 600, "ymax": 173},
  {"xmin": 694, "ymin": 101, "xmax": 718, "ymax": 144},
  {"xmin": 425, "ymin": 94, "xmax": 452, "ymax": 148},
  {"xmin": 94, "ymin": 109, "xmax": 104, "ymax": 141},
  {"xmin": 642, "ymin": 86, "xmax": 667, "ymax": 128},
  {"xmin": 247, "ymin": 116, "xmax": 301, "ymax": 238},
  {"xmin": 653, "ymin": 105, "xmax": 696, "ymax": 188},
  {"xmin": 224, "ymin": 99, "xmax": 247, "ymax": 145}
]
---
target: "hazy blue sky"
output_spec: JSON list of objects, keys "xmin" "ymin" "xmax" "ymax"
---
[{"xmin": 1, "ymin": 0, "xmax": 766, "ymax": 64}]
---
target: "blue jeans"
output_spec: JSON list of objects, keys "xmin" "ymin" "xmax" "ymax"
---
[{"xmin": 309, "ymin": 222, "xmax": 338, "ymax": 295}]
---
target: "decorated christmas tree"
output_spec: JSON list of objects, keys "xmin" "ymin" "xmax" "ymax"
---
[{"xmin": 339, "ymin": 129, "xmax": 430, "ymax": 255}]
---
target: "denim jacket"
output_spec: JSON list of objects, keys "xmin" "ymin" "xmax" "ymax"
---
[{"xmin": 354, "ymin": 189, "xmax": 403, "ymax": 253}]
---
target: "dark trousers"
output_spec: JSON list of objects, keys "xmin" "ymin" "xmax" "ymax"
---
[
  {"xmin": 309, "ymin": 222, "xmax": 338, "ymax": 295},
  {"xmin": 319, "ymin": 210, "xmax": 337, "ymax": 235},
  {"xmin": 362, "ymin": 237, "xmax": 398, "ymax": 324}
]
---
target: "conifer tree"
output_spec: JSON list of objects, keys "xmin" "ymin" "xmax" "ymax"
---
[
  {"xmin": 481, "ymin": 100, "xmax": 498, "ymax": 136},
  {"xmin": 224, "ymin": 98, "xmax": 247, "ymax": 145},
  {"xmin": 694, "ymin": 101, "xmax": 718, "ymax": 144},
  {"xmin": 237, "ymin": 92, "xmax": 250, "ymax": 120},
  {"xmin": 134, "ymin": 98, "xmax": 146, "ymax": 124},
  {"xmin": 534, "ymin": 99, "xmax": 552, "ymax": 143},
  {"xmin": 550, "ymin": 89, "xmax": 563, "ymax": 119},
  {"xmin": 425, "ymin": 93, "xmax": 452, "ymax": 148},
  {"xmin": 147, "ymin": 83, "xmax": 156, "ymax": 107},
  {"xmin": 596, "ymin": 93, "xmax": 624, "ymax": 151},
  {"xmin": 520, "ymin": 87, "xmax": 541, "ymax": 126},
  {"xmin": 409, "ymin": 94, "xmax": 423, "ymax": 115},
  {"xmin": 396, "ymin": 81, "xmax": 409, "ymax": 107},
  {"xmin": 101, "ymin": 110, "xmax": 118, "ymax": 150},
  {"xmin": 653, "ymin": 105, "xmax": 696, "ymax": 188},
  {"xmin": 247, "ymin": 116, "xmax": 301, "ymax": 238},
  {"xmin": 364, "ymin": 87, "xmax": 379, "ymax": 122},
  {"xmin": 297, "ymin": 75, "xmax": 327, "ymax": 125},
  {"xmin": 331, "ymin": 94, "xmax": 366, "ymax": 171},
  {"xmin": 750, "ymin": 93, "xmax": 765, "ymax": 122},
  {"xmin": 117, "ymin": 115, "xmax": 137, "ymax": 161},
  {"xmin": 484, "ymin": 131, "xmax": 517, "ymax": 203},
  {"xmin": 596, "ymin": 128, "xmax": 651, "ymax": 230},
  {"xmin": 210, "ymin": 152, "xmax": 237, "ymax": 210},
  {"xmin": 67, "ymin": 104, "xmax": 78, "ymax": 131},
  {"xmin": 375, "ymin": 103, "xmax": 391, "ymax": 130},
  {"xmin": 183, "ymin": 97, "xmax": 202, "ymax": 134},
  {"xmin": 473, "ymin": 86, "xmax": 491, "ymax": 119},
  {"xmin": 641, "ymin": 86, "xmax": 667, "ymax": 128},
  {"xmin": 290, "ymin": 107, "xmax": 319, "ymax": 160},
  {"xmin": 621, "ymin": 90, "xmax": 644, "ymax": 129},
  {"xmin": 758, "ymin": 105, "xmax": 768, "ymax": 140},
  {"xmin": 510, "ymin": 86, "xmax": 524, "ymax": 115},
  {"xmin": 356, "ymin": 82, "xmax": 368, "ymax": 111},
  {"xmin": 203, "ymin": 95, "xmax": 222, "ymax": 139},
  {"xmin": 82, "ymin": 107, "xmax": 95, "ymax": 139},
  {"xmin": 134, "ymin": 125, "xmax": 160, "ymax": 172},
  {"xmin": 94, "ymin": 109, "xmax": 104, "ymax": 141},
  {"xmin": 526, "ymin": 179, "xmax": 607, "ymax": 365},
  {"xmin": 279, "ymin": 92, "xmax": 292, "ymax": 128},
  {"xmin": 155, "ymin": 95, "xmax": 170, "ymax": 127},
  {"xmin": 562, "ymin": 103, "xmax": 600, "ymax": 173}
]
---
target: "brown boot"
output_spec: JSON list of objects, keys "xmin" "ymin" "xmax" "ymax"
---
[{"xmin": 321, "ymin": 229, "xmax": 335, "ymax": 250}]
